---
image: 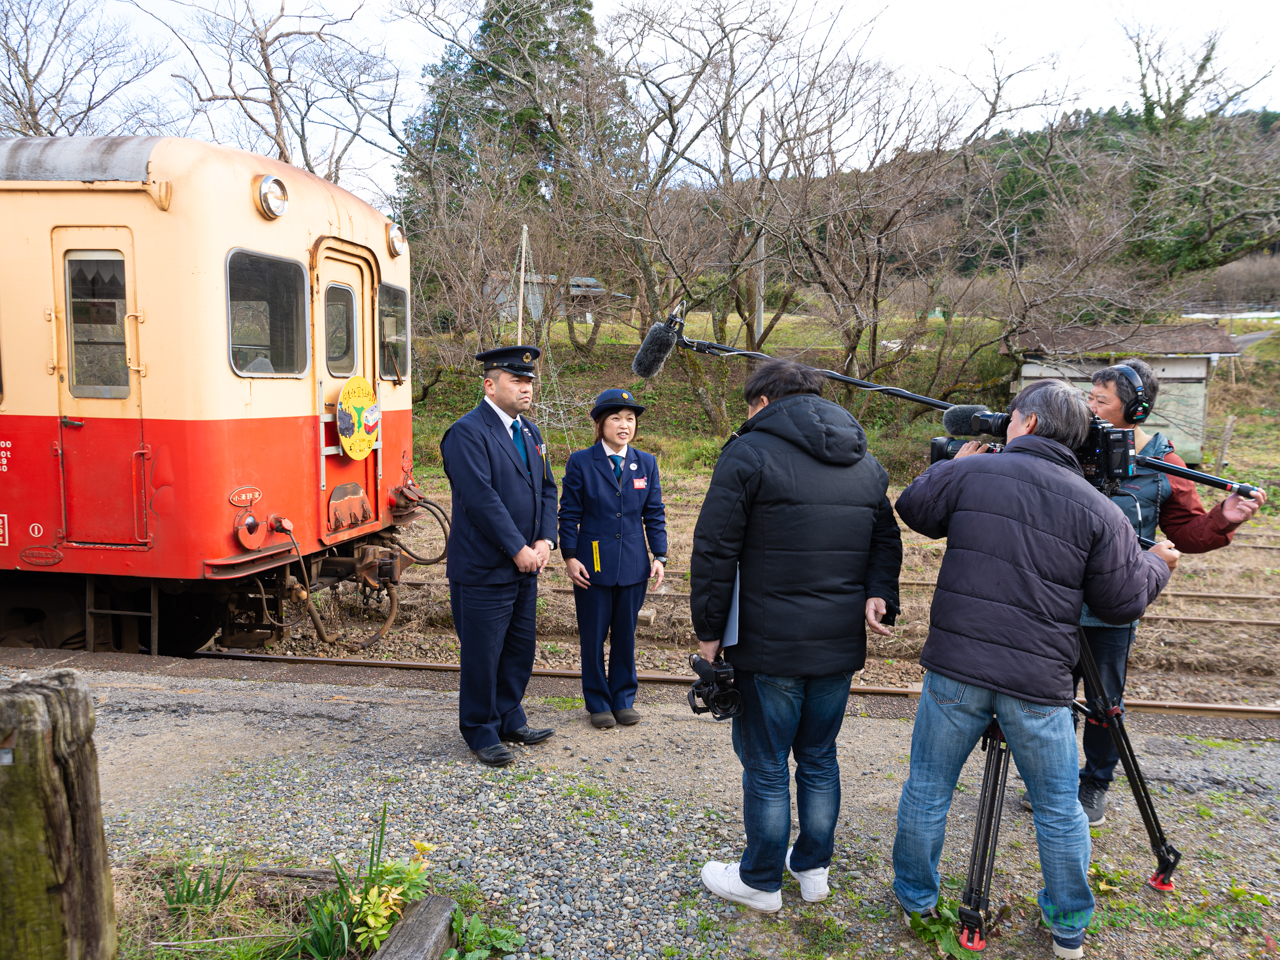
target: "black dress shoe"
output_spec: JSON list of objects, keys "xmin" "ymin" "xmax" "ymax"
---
[
  {"xmin": 473, "ymin": 743, "xmax": 515, "ymax": 767},
  {"xmin": 500, "ymin": 725, "xmax": 554, "ymax": 745}
]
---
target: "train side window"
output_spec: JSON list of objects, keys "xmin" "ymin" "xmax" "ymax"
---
[
  {"xmin": 227, "ymin": 251, "xmax": 308, "ymax": 376},
  {"xmin": 377, "ymin": 283, "xmax": 409, "ymax": 381},
  {"xmin": 65, "ymin": 251, "xmax": 129, "ymax": 398},
  {"xmin": 325, "ymin": 284, "xmax": 357, "ymax": 376}
]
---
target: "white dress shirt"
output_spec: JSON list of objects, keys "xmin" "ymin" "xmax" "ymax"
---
[
  {"xmin": 599, "ymin": 439, "xmax": 630, "ymax": 460},
  {"xmin": 485, "ymin": 395, "xmax": 521, "ymax": 435}
]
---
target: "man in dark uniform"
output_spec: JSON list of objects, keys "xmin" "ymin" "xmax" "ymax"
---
[{"xmin": 440, "ymin": 346, "xmax": 559, "ymax": 766}]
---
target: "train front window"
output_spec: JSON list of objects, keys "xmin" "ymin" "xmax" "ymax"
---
[
  {"xmin": 65, "ymin": 251, "xmax": 129, "ymax": 398},
  {"xmin": 228, "ymin": 251, "xmax": 307, "ymax": 376},
  {"xmin": 325, "ymin": 285, "xmax": 357, "ymax": 376},
  {"xmin": 378, "ymin": 283, "xmax": 409, "ymax": 382}
]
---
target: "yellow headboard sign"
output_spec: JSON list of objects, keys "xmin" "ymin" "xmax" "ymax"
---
[{"xmin": 336, "ymin": 375, "xmax": 379, "ymax": 460}]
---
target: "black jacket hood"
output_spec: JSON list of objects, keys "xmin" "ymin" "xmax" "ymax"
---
[{"xmin": 739, "ymin": 394, "xmax": 867, "ymax": 466}]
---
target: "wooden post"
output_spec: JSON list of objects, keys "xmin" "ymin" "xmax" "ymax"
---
[
  {"xmin": 0, "ymin": 669, "xmax": 116, "ymax": 960},
  {"xmin": 1217, "ymin": 414, "xmax": 1238, "ymax": 472},
  {"xmin": 373, "ymin": 894, "xmax": 458, "ymax": 960}
]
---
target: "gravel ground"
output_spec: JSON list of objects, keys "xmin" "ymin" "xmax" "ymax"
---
[{"xmin": 4, "ymin": 659, "xmax": 1280, "ymax": 959}]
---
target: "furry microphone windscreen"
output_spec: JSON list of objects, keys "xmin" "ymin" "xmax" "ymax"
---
[
  {"xmin": 941, "ymin": 404, "xmax": 991, "ymax": 436},
  {"xmin": 631, "ymin": 320, "xmax": 680, "ymax": 378}
]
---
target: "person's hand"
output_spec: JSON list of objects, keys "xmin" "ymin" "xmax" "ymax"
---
[
  {"xmin": 565, "ymin": 557, "xmax": 592, "ymax": 589},
  {"xmin": 649, "ymin": 560, "xmax": 665, "ymax": 592},
  {"xmin": 513, "ymin": 545, "xmax": 541, "ymax": 573},
  {"xmin": 865, "ymin": 597, "xmax": 893, "ymax": 636},
  {"xmin": 699, "ymin": 640, "xmax": 721, "ymax": 663},
  {"xmin": 1221, "ymin": 488, "xmax": 1267, "ymax": 525},
  {"xmin": 1149, "ymin": 539, "xmax": 1181, "ymax": 572},
  {"xmin": 533, "ymin": 539, "xmax": 551, "ymax": 572},
  {"xmin": 952, "ymin": 441, "xmax": 990, "ymax": 458}
]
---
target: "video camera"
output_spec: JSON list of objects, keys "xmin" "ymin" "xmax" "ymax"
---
[
  {"xmin": 930, "ymin": 406, "xmax": 1137, "ymax": 495},
  {"xmin": 688, "ymin": 654, "xmax": 743, "ymax": 720}
]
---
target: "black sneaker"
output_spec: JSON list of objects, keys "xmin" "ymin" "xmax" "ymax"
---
[
  {"xmin": 1078, "ymin": 780, "xmax": 1108, "ymax": 826},
  {"xmin": 1019, "ymin": 791, "xmax": 1033, "ymax": 813}
]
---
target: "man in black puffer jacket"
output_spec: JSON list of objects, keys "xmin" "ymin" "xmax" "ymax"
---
[
  {"xmin": 691, "ymin": 359, "xmax": 902, "ymax": 913},
  {"xmin": 892, "ymin": 379, "xmax": 1178, "ymax": 960}
]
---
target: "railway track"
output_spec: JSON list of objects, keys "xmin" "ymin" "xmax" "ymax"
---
[
  {"xmin": 397, "ymin": 579, "xmax": 1280, "ymax": 629},
  {"xmin": 194, "ymin": 649, "xmax": 1280, "ymax": 720}
]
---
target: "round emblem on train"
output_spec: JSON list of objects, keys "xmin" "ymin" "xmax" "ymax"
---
[
  {"xmin": 336, "ymin": 375, "xmax": 380, "ymax": 461},
  {"xmin": 228, "ymin": 485, "xmax": 263, "ymax": 508}
]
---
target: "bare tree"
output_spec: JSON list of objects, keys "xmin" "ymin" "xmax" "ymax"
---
[
  {"xmin": 1121, "ymin": 26, "xmax": 1280, "ymax": 271},
  {"xmin": 0, "ymin": 0, "xmax": 169, "ymax": 136},
  {"xmin": 135, "ymin": 0, "xmax": 400, "ymax": 184}
]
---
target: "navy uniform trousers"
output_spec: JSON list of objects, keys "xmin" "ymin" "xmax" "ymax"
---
[
  {"xmin": 451, "ymin": 577, "xmax": 538, "ymax": 746},
  {"xmin": 573, "ymin": 582, "xmax": 646, "ymax": 714}
]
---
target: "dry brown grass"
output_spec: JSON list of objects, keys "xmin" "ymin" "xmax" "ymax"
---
[{"xmin": 113, "ymin": 859, "xmax": 315, "ymax": 960}]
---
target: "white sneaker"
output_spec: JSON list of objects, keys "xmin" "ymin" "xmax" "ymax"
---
[
  {"xmin": 699, "ymin": 861, "xmax": 783, "ymax": 913},
  {"xmin": 1042, "ymin": 909, "xmax": 1085, "ymax": 959},
  {"xmin": 785, "ymin": 846, "xmax": 830, "ymax": 902}
]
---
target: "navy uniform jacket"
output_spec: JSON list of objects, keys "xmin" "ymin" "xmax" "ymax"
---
[
  {"xmin": 440, "ymin": 403, "xmax": 559, "ymax": 585},
  {"xmin": 558, "ymin": 444, "xmax": 668, "ymax": 587}
]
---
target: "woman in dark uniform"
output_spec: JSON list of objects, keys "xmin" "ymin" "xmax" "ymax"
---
[{"xmin": 558, "ymin": 389, "xmax": 668, "ymax": 728}]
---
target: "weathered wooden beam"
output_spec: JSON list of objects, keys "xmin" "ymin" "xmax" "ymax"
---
[
  {"xmin": 0, "ymin": 669, "xmax": 115, "ymax": 960},
  {"xmin": 374, "ymin": 894, "xmax": 458, "ymax": 960}
]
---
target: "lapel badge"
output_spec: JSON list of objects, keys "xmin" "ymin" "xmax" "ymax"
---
[{"xmin": 630, "ymin": 462, "xmax": 638, "ymax": 470}]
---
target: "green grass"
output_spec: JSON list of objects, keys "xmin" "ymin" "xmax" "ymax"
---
[{"xmin": 542, "ymin": 695, "xmax": 585, "ymax": 710}]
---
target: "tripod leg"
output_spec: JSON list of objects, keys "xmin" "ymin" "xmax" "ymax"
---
[
  {"xmin": 959, "ymin": 720, "xmax": 1011, "ymax": 951},
  {"xmin": 1076, "ymin": 629, "xmax": 1181, "ymax": 890}
]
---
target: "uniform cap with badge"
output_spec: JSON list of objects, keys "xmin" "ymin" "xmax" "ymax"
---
[
  {"xmin": 590, "ymin": 387, "xmax": 646, "ymax": 421},
  {"xmin": 476, "ymin": 345, "xmax": 541, "ymax": 378}
]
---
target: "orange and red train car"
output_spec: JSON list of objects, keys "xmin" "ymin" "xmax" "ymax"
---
[{"xmin": 0, "ymin": 136, "xmax": 428, "ymax": 654}]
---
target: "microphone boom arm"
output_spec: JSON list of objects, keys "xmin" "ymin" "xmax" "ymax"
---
[
  {"xmin": 1134, "ymin": 456, "xmax": 1261, "ymax": 500},
  {"xmin": 675, "ymin": 325, "xmax": 953, "ymax": 412}
]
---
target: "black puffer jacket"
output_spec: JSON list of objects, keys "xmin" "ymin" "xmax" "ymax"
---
[
  {"xmin": 895, "ymin": 434, "xmax": 1171, "ymax": 705},
  {"xmin": 690, "ymin": 394, "xmax": 902, "ymax": 676}
]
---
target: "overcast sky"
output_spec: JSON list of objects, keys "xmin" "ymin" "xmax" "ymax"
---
[{"xmin": 125, "ymin": 0, "xmax": 1278, "ymax": 207}]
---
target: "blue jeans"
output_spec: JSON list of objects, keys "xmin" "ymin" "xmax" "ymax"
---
[
  {"xmin": 1073, "ymin": 624, "xmax": 1135, "ymax": 786},
  {"xmin": 893, "ymin": 671, "xmax": 1094, "ymax": 947},
  {"xmin": 731, "ymin": 670, "xmax": 852, "ymax": 892}
]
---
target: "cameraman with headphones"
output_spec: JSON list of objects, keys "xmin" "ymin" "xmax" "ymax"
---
[
  {"xmin": 1038, "ymin": 359, "xmax": 1266, "ymax": 825},
  {"xmin": 965, "ymin": 361, "xmax": 1268, "ymax": 826}
]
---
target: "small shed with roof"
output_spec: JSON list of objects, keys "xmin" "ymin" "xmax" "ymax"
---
[{"xmin": 1005, "ymin": 323, "xmax": 1239, "ymax": 465}]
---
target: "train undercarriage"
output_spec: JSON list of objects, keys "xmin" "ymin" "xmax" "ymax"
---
[{"xmin": 0, "ymin": 524, "xmax": 444, "ymax": 657}]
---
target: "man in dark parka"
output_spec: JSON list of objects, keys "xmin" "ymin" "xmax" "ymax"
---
[
  {"xmin": 891, "ymin": 378, "xmax": 1179, "ymax": 960},
  {"xmin": 691, "ymin": 359, "xmax": 902, "ymax": 912}
]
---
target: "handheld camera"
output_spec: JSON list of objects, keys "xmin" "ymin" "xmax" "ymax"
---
[{"xmin": 688, "ymin": 654, "xmax": 743, "ymax": 720}]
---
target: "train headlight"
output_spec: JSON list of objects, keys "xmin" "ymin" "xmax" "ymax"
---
[
  {"xmin": 387, "ymin": 222, "xmax": 408, "ymax": 258},
  {"xmin": 254, "ymin": 175, "xmax": 289, "ymax": 220}
]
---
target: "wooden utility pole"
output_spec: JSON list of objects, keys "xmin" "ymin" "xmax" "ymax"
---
[
  {"xmin": 0, "ymin": 669, "xmax": 116, "ymax": 960},
  {"xmin": 516, "ymin": 224, "xmax": 529, "ymax": 345}
]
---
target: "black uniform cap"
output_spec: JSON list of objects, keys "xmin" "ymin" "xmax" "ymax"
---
[{"xmin": 476, "ymin": 345, "xmax": 540, "ymax": 378}]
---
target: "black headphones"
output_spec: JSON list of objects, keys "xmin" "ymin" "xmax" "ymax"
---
[{"xmin": 1109, "ymin": 364, "xmax": 1151, "ymax": 424}]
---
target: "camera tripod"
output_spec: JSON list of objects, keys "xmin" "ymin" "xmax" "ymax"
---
[{"xmin": 955, "ymin": 631, "xmax": 1181, "ymax": 951}]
